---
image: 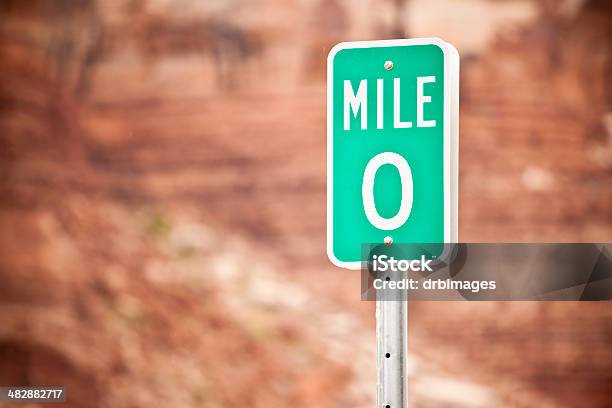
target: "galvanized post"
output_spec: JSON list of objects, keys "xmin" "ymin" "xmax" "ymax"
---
[{"xmin": 376, "ymin": 273, "xmax": 408, "ymax": 408}]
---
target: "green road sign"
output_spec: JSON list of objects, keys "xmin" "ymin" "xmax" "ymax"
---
[{"xmin": 327, "ymin": 38, "xmax": 459, "ymax": 269}]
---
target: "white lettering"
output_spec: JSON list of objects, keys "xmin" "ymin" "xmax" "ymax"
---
[
  {"xmin": 393, "ymin": 78, "xmax": 412, "ymax": 129},
  {"xmin": 377, "ymin": 78, "xmax": 384, "ymax": 129},
  {"xmin": 417, "ymin": 76, "xmax": 436, "ymax": 127},
  {"xmin": 362, "ymin": 152, "xmax": 413, "ymax": 230},
  {"xmin": 344, "ymin": 80, "xmax": 367, "ymax": 130}
]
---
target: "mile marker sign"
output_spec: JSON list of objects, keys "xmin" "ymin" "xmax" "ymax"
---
[{"xmin": 327, "ymin": 38, "xmax": 459, "ymax": 269}]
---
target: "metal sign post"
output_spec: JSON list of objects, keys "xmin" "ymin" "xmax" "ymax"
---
[
  {"xmin": 377, "ymin": 285, "xmax": 408, "ymax": 408},
  {"xmin": 326, "ymin": 38, "xmax": 459, "ymax": 407}
]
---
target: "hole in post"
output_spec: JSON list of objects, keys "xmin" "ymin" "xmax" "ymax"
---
[
  {"xmin": 385, "ymin": 405, "xmax": 391, "ymax": 408},
  {"xmin": 385, "ymin": 277, "xmax": 390, "ymax": 281},
  {"xmin": 385, "ymin": 353, "xmax": 391, "ymax": 358}
]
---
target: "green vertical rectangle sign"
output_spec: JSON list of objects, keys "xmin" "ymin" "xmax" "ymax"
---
[{"xmin": 327, "ymin": 38, "xmax": 459, "ymax": 269}]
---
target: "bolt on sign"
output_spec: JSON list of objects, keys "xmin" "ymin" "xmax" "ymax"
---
[{"xmin": 327, "ymin": 38, "xmax": 459, "ymax": 269}]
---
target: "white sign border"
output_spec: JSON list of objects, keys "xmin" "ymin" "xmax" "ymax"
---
[{"xmin": 326, "ymin": 37, "xmax": 459, "ymax": 270}]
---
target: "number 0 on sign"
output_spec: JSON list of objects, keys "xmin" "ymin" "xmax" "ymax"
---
[{"xmin": 327, "ymin": 38, "xmax": 459, "ymax": 269}]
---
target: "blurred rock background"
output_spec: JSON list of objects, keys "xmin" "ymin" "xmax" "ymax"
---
[{"xmin": 0, "ymin": 0, "xmax": 611, "ymax": 407}]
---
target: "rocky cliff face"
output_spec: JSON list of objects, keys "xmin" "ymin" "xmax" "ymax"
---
[{"xmin": 0, "ymin": 0, "xmax": 611, "ymax": 407}]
